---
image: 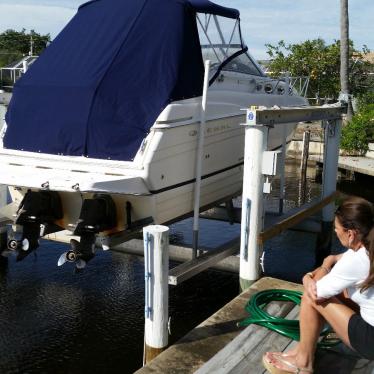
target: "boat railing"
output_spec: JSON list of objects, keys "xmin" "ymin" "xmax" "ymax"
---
[
  {"xmin": 0, "ymin": 55, "xmax": 38, "ymax": 88},
  {"xmin": 288, "ymin": 76, "xmax": 310, "ymax": 98}
]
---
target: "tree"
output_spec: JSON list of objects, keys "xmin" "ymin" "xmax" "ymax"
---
[
  {"xmin": 340, "ymin": 0, "xmax": 353, "ymax": 119},
  {"xmin": 0, "ymin": 29, "xmax": 50, "ymax": 67},
  {"xmin": 265, "ymin": 39, "xmax": 372, "ymax": 101}
]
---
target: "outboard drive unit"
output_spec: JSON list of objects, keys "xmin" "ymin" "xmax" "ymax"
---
[
  {"xmin": 58, "ymin": 194, "xmax": 117, "ymax": 269},
  {"xmin": 6, "ymin": 190, "xmax": 63, "ymax": 261}
]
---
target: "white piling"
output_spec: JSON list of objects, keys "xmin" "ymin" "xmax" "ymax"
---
[
  {"xmin": 316, "ymin": 118, "xmax": 342, "ymax": 264},
  {"xmin": 143, "ymin": 225, "xmax": 169, "ymax": 365},
  {"xmin": 192, "ymin": 60, "xmax": 211, "ymax": 258},
  {"xmin": 322, "ymin": 119, "xmax": 341, "ymax": 220},
  {"xmin": 239, "ymin": 109, "xmax": 268, "ymax": 291}
]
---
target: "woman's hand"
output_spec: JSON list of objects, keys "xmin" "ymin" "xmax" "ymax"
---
[
  {"xmin": 303, "ymin": 265, "xmax": 331, "ymax": 302},
  {"xmin": 303, "ymin": 254, "xmax": 343, "ymax": 303},
  {"xmin": 303, "ymin": 273, "xmax": 318, "ymax": 301}
]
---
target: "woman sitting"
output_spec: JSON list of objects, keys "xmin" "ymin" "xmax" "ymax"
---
[{"xmin": 263, "ymin": 196, "xmax": 374, "ymax": 373}]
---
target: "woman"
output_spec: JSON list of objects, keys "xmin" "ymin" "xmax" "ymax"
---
[{"xmin": 263, "ymin": 196, "xmax": 374, "ymax": 374}]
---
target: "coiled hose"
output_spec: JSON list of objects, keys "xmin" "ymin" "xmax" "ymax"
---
[{"xmin": 238, "ymin": 289, "xmax": 340, "ymax": 348}]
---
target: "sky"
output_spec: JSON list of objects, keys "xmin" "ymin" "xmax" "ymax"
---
[{"xmin": 0, "ymin": 0, "xmax": 372, "ymax": 59}]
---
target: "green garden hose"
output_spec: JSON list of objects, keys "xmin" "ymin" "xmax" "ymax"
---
[{"xmin": 238, "ymin": 289, "xmax": 340, "ymax": 348}]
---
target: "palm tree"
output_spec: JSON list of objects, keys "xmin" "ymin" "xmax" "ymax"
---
[{"xmin": 340, "ymin": 0, "xmax": 353, "ymax": 120}]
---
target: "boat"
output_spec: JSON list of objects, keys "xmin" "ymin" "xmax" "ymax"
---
[{"xmin": 0, "ymin": 0, "xmax": 308, "ymax": 268}]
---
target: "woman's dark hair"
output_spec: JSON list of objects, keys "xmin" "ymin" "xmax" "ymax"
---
[{"xmin": 335, "ymin": 196, "xmax": 374, "ymax": 291}]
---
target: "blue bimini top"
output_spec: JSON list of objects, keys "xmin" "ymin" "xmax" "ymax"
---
[{"xmin": 4, "ymin": 0, "xmax": 239, "ymax": 161}]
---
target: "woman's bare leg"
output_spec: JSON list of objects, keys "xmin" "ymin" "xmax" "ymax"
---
[{"xmin": 267, "ymin": 293, "xmax": 356, "ymax": 372}]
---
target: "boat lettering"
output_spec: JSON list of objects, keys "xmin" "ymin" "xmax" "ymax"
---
[{"xmin": 206, "ymin": 124, "xmax": 231, "ymax": 134}]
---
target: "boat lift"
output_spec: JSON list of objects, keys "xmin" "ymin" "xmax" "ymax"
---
[
  {"xmin": 138, "ymin": 102, "xmax": 344, "ymax": 363},
  {"xmin": 155, "ymin": 104, "xmax": 344, "ymax": 287}
]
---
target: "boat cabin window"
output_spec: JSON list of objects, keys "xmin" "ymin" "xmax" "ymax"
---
[{"xmin": 197, "ymin": 14, "xmax": 264, "ymax": 81}]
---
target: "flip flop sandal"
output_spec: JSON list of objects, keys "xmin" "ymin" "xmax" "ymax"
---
[{"xmin": 262, "ymin": 353, "xmax": 314, "ymax": 374}]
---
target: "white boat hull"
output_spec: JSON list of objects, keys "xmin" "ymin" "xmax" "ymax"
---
[{"xmin": 0, "ymin": 73, "xmax": 308, "ymax": 243}]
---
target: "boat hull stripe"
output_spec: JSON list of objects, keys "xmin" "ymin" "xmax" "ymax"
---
[{"xmin": 149, "ymin": 161, "xmax": 244, "ymax": 194}]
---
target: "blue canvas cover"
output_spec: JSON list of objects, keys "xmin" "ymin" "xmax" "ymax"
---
[
  {"xmin": 187, "ymin": 0, "xmax": 239, "ymax": 18},
  {"xmin": 4, "ymin": 0, "xmax": 239, "ymax": 161}
]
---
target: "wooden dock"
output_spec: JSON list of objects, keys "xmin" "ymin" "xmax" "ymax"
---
[
  {"xmin": 310, "ymin": 154, "xmax": 374, "ymax": 177},
  {"xmin": 135, "ymin": 277, "xmax": 374, "ymax": 374}
]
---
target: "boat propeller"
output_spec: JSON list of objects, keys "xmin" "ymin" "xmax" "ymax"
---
[
  {"xmin": 2, "ymin": 231, "xmax": 29, "ymax": 258},
  {"xmin": 57, "ymin": 237, "xmax": 95, "ymax": 270},
  {"xmin": 2, "ymin": 189, "xmax": 63, "ymax": 261},
  {"xmin": 2, "ymin": 224, "xmax": 40, "ymax": 261},
  {"xmin": 57, "ymin": 194, "xmax": 117, "ymax": 270},
  {"xmin": 8, "ymin": 238, "xmax": 29, "ymax": 252}
]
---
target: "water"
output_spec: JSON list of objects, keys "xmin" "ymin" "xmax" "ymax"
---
[
  {"xmin": 0, "ymin": 161, "xmax": 368, "ymax": 373},
  {"xmin": 0, "ymin": 242, "xmax": 239, "ymax": 374}
]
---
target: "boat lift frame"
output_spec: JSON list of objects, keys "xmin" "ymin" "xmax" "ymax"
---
[
  {"xmin": 139, "ymin": 103, "xmax": 344, "ymax": 364},
  {"xmin": 164, "ymin": 104, "xmax": 344, "ymax": 288},
  {"xmin": 238, "ymin": 105, "xmax": 343, "ymax": 289}
]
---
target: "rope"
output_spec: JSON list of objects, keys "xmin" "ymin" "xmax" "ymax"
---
[{"xmin": 238, "ymin": 289, "xmax": 340, "ymax": 348}]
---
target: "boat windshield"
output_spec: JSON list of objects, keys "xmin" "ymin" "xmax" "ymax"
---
[{"xmin": 197, "ymin": 14, "xmax": 264, "ymax": 83}]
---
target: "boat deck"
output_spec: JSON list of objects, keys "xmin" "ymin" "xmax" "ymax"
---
[
  {"xmin": 136, "ymin": 277, "xmax": 374, "ymax": 374},
  {"xmin": 0, "ymin": 150, "xmax": 149, "ymax": 194}
]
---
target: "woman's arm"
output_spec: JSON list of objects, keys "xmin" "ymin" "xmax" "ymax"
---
[
  {"xmin": 321, "ymin": 254, "xmax": 343, "ymax": 270},
  {"xmin": 316, "ymin": 249, "xmax": 367, "ymax": 300},
  {"xmin": 303, "ymin": 253, "xmax": 345, "ymax": 301}
]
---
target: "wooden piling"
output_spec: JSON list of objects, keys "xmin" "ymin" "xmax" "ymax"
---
[
  {"xmin": 299, "ymin": 129, "xmax": 310, "ymax": 205},
  {"xmin": 143, "ymin": 225, "xmax": 169, "ymax": 365}
]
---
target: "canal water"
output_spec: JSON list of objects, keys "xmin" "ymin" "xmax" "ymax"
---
[{"xmin": 0, "ymin": 160, "xmax": 369, "ymax": 374}]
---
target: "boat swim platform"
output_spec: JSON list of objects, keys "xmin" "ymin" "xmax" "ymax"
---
[
  {"xmin": 310, "ymin": 154, "xmax": 374, "ymax": 178},
  {"xmin": 135, "ymin": 277, "xmax": 374, "ymax": 374}
]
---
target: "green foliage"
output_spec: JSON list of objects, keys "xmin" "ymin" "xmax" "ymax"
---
[
  {"xmin": 0, "ymin": 29, "xmax": 50, "ymax": 67},
  {"xmin": 356, "ymin": 91, "xmax": 374, "ymax": 111},
  {"xmin": 265, "ymin": 39, "xmax": 373, "ymax": 100},
  {"xmin": 340, "ymin": 101, "xmax": 374, "ymax": 155}
]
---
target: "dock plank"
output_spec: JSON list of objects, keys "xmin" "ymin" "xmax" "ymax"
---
[
  {"xmin": 136, "ymin": 277, "xmax": 373, "ymax": 374},
  {"xmin": 135, "ymin": 277, "xmax": 302, "ymax": 374},
  {"xmin": 195, "ymin": 306, "xmax": 299, "ymax": 374}
]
